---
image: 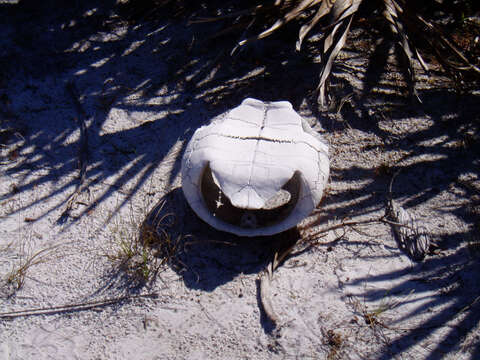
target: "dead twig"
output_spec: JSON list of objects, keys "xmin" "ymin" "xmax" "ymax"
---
[
  {"xmin": 300, "ymin": 217, "xmax": 385, "ymax": 240},
  {"xmin": 0, "ymin": 292, "xmax": 158, "ymax": 319}
]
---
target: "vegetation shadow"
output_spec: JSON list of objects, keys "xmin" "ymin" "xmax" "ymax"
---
[
  {"xmin": 0, "ymin": 0, "xmax": 319, "ymax": 226},
  {"xmin": 140, "ymin": 188, "xmax": 299, "ymax": 293},
  {"xmin": 1, "ymin": 1, "xmax": 479, "ymax": 357}
]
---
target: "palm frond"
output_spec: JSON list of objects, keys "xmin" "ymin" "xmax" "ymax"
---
[
  {"xmin": 383, "ymin": 0, "xmax": 426, "ymax": 101},
  {"xmin": 399, "ymin": 2, "xmax": 480, "ymax": 75},
  {"xmin": 296, "ymin": 0, "xmax": 335, "ymax": 51},
  {"xmin": 317, "ymin": 0, "xmax": 362, "ymax": 106},
  {"xmin": 177, "ymin": 0, "xmax": 479, "ymax": 105},
  {"xmin": 237, "ymin": 0, "xmax": 323, "ymax": 47}
]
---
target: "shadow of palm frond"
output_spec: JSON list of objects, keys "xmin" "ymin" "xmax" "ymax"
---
[
  {"xmin": 318, "ymin": 85, "xmax": 480, "ymax": 357},
  {"xmin": 347, "ymin": 234, "xmax": 480, "ymax": 358},
  {"xmin": 0, "ymin": 0, "xmax": 319, "ymax": 226},
  {"xmin": 1, "ymin": 1, "xmax": 479, "ymax": 357},
  {"xmin": 136, "ymin": 188, "xmax": 301, "ymax": 293}
]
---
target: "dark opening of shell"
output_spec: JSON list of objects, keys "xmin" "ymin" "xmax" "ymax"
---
[{"xmin": 200, "ymin": 163, "xmax": 300, "ymax": 229}]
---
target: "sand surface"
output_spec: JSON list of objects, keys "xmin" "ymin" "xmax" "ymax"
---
[{"xmin": 1, "ymin": 2, "xmax": 479, "ymax": 359}]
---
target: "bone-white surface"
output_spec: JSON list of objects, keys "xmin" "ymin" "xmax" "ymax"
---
[{"xmin": 181, "ymin": 98, "xmax": 329, "ymax": 236}]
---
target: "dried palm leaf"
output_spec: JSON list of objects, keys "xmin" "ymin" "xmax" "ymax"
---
[
  {"xmin": 317, "ymin": 0, "xmax": 361, "ymax": 106},
  {"xmin": 184, "ymin": 0, "xmax": 478, "ymax": 106},
  {"xmin": 385, "ymin": 172, "xmax": 431, "ymax": 262},
  {"xmin": 398, "ymin": 2, "xmax": 480, "ymax": 75},
  {"xmin": 323, "ymin": 0, "xmax": 358, "ymax": 50},
  {"xmin": 237, "ymin": 0, "xmax": 322, "ymax": 46},
  {"xmin": 384, "ymin": 1, "xmax": 428, "ymax": 68},
  {"xmin": 296, "ymin": 0, "xmax": 336, "ymax": 51},
  {"xmin": 383, "ymin": 0, "xmax": 426, "ymax": 102}
]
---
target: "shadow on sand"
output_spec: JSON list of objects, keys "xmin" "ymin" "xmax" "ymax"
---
[{"xmin": 1, "ymin": 1, "xmax": 479, "ymax": 357}]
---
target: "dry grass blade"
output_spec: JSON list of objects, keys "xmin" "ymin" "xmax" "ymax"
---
[
  {"xmin": 4, "ymin": 244, "xmax": 63, "ymax": 293},
  {"xmin": 106, "ymin": 200, "xmax": 179, "ymax": 286}
]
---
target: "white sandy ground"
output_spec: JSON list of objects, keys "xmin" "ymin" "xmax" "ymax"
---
[{"xmin": 1, "ymin": 2, "xmax": 480, "ymax": 359}]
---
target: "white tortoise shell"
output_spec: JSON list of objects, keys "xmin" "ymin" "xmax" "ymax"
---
[{"xmin": 181, "ymin": 98, "xmax": 329, "ymax": 237}]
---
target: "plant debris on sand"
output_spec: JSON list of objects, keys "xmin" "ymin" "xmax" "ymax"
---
[{"xmin": 0, "ymin": 1, "xmax": 479, "ymax": 359}]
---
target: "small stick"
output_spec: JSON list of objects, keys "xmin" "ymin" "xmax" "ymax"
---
[
  {"xmin": 0, "ymin": 293, "xmax": 158, "ymax": 319},
  {"xmin": 300, "ymin": 217, "xmax": 385, "ymax": 240}
]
